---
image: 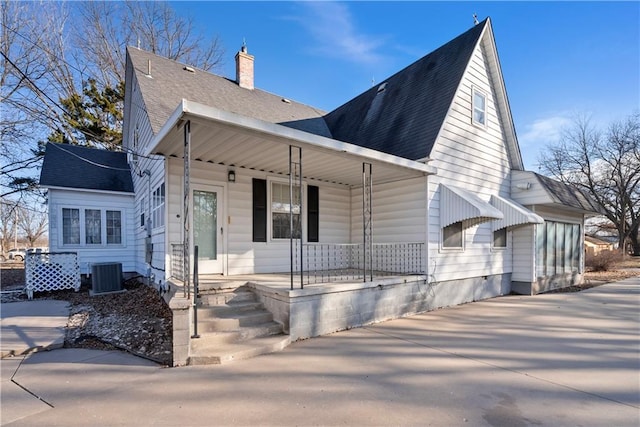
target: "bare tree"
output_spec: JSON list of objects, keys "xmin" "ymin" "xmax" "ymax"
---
[
  {"xmin": 78, "ymin": 1, "xmax": 224, "ymax": 89},
  {"xmin": 1, "ymin": 0, "xmax": 224, "ymax": 200},
  {"xmin": 17, "ymin": 205, "xmax": 47, "ymax": 247},
  {"xmin": 0, "ymin": 198, "xmax": 18, "ymax": 254},
  {"xmin": 539, "ymin": 113, "xmax": 640, "ymax": 255},
  {"xmin": 1, "ymin": 1, "xmax": 72, "ymax": 197}
]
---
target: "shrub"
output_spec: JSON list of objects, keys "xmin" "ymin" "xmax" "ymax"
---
[{"xmin": 585, "ymin": 250, "xmax": 622, "ymax": 272}]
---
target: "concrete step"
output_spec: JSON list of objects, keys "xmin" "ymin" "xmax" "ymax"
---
[
  {"xmin": 197, "ymin": 281, "xmax": 249, "ymax": 292},
  {"xmin": 195, "ymin": 320, "xmax": 284, "ymax": 337},
  {"xmin": 198, "ymin": 301, "xmax": 265, "ymax": 317},
  {"xmin": 188, "ymin": 334, "xmax": 291, "ymax": 365},
  {"xmin": 196, "ymin": 310, "xmax": 274, "ymax": 330},
  {"xmin": 198, "ymin": 291, "xmax": 257, "ymax": 306}
]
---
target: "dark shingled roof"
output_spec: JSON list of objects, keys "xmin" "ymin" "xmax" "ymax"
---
[
  {"xmin": 324, "ymin": 19, "xmax": 488, "ymax": 160},
  {"xmin": 40, "ymin": 143, "xmax": 134, "ymax": 193},
  {"xmin": 535, "ymin": 173, "xmax": 603, "ymax": 214},
  {"xmin": 127, "ymin": 48, "xmax": 331, "ymax": 138}
]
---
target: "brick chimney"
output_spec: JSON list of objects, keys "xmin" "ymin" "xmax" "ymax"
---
[{"xmin": 235, "ymin": 43, "xmax": 254, "ymax": 90}]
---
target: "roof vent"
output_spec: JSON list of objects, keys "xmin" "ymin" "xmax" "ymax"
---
[
  {"xmin": 377, "ymin": 82, "xmax": 387, "ymax": 93},
  {"xmin": 281, "ymin": 98, "xmax": 291, "ymax": 104},
  {"xmin": 183, "ymin": 66, "xmax": 195, "ymax": 73}
]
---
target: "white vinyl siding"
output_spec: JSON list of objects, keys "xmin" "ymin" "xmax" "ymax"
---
[
  {"xmin": 350, "ymin": 177, "xmax": 427, "ymax": 245},
  {"xmin": 48, "ymin": 189, "xmax": 135, "ymax": 274},
  {"xmin": 427, "ymin": 41, "xmax": 512, "ymax": 282},
  {"xmin": 166, "ymin": 157, "xmax": 351, "ymax": 276}
]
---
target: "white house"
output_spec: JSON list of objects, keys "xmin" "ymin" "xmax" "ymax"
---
[
  {"xmin": 40, "ymin": 143, "xmax": 136, "ymax": 275},
  {"xmin": 41, "ymin": 18, "xmax": 601, "ymax": 365}
]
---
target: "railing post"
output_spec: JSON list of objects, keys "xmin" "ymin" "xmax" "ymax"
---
[
  {"xmin": 183, "ymin": 120, "xmax": 191, "ymax": 299},
  {"xmin": 192, "ymin": 245, "xmax": 200, "ymax": 339}
]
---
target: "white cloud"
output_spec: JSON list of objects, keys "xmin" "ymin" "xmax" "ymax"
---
[
  {"xmin": 519, "ymin": 115, "xmax": 571, "ymax": 147},
  {"xmin": 292, "ymin": 2, "xmax": 387, "ymax": 65}
]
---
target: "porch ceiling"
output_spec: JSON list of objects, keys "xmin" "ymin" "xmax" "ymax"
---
[{"xmin": 150, "ymin": 100, "xmax": 436, "ymax": 186}]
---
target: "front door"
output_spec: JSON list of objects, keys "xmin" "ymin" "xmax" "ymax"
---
[{"xmin": 192, "ymin": 186, "xmax": 223, "ymax": 274}]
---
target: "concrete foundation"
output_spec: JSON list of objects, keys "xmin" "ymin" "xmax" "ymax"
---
[
  {"xmin": 512, "ymin": 271, "xmax": 583, "ymax": 295},
  {"xmin": 249, "ymin": 273, "xmax": 511, "ymax": 341}
]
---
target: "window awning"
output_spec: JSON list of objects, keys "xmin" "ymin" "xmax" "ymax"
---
[
  {"xmin": 490, "ymin": 195, "xmax": 544, "ymax": 231},
  {"xmin": 440, "ymin": 185, "xmax": 503, "ymax": 228}
]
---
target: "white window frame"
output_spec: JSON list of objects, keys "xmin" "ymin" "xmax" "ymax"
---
[
  {"xmin": 151, "ymin": 182, "xmax": 165, "ymax": 231},
  {"xmin": 472, "ymin": 87, "xmax": 487, "ymax": 127},
  {"xmin": 492, "ymin": 227, "xmax": 508, "ymax": 250},
  {"xmin": 106, "ymin": 210, "xmax": 123, "ymax": 245},
  {"xmin": 59, "ymin": 206, "xmax": 125, "ymax": 248},
  {"xmin": 268, "ymin": 178, "xmax": 306, "ymax": 242},
  {"xmin": 440, "ymin": 221, "xmax": 464, "ymax": 252},
  {"xmin": 62, "ymin": 208, "xmax": 80, "ymax": 245}
]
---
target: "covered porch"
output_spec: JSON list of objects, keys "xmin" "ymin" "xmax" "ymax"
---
[
  {"xmin": 150, "ymin": 100, "xmax": 437, "ymax": 365},
  {"xmin": 151, "ymin": 99, "xmax": 436, "ymax": 291}
]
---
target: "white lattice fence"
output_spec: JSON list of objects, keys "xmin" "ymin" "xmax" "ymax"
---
[{"xmin": 25, "ymin": 252, "xmax": 80, "ymax": 299}]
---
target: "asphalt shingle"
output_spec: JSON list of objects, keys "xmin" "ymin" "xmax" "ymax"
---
[{"xmin": 39, "ymin": 143, "xmax": 134, "ymax": 193}]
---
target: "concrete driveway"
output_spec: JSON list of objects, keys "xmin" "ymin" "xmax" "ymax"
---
[{"xmin": 2, "ymin": 277, "xmax": 639, "ymax": 426}]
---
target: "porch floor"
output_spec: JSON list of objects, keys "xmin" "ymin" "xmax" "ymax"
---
[{"xmin": 171, "ymin": 272, "xmax": 428, "ymax": 295}]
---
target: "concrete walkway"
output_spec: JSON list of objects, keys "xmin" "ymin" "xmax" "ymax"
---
[
  {"xmin": 0, "ymin": 300, "xmax": 69, "ymax": 358},
  {"xmin": 1, "ymin": 278, "xmax": 639, "ymax": 426}
]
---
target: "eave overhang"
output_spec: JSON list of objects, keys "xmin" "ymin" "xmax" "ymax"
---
[{"xmin": 148, "ymin": 100, "xmax": 437, "ymax": 186}]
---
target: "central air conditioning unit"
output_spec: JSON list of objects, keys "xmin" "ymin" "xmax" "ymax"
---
[{"xmin": 91, "ymin": 262, "xmax": 123, "ymax": 295}]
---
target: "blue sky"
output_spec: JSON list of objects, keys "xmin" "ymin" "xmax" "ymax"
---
[{"xmin": 172, "ymin": 1, "xmax": 639, "ymax": 170}]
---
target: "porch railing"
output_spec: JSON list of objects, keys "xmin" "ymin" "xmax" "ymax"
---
[
  {"xmin": 302, "ymin": 242, "xmax": 425, "ymax": 285},
  {"xmin": 169, "ymin": 241, "xmax": 425, "ymax": 286},
  {"xmin": 171, "ymin": 243, "xmax": 185, "ymax": 282}
]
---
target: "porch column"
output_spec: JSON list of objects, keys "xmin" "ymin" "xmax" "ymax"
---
[
  {"xmin": 289, "ymin": 145, "xmax": 303, "ymax": 290},
  {"xmin": 363, "ymin": 163, "xmax": 372, "ymax": 282},
  {"xmin": 183, "ymin": 120, "xmax": 191, "ymax": 298}
]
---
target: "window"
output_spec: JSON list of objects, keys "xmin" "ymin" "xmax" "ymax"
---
[
  {"xmin": 472, "ymin": 88, "xmax": 486, "ymax": 126},
  {"xmin": 151, "ymin": 183, "xmax": 165, "ymax": 229},
  {"xmin": 61, "ymin": 208, "xmax": 123, "ymax": 247},
  {"xmin": 271, "ymin": 181, "xmax": 301, "ymax": 239},
  {"xmin": 442, "ymin": 222, "xmax": 463, "ymax": 249},
  {"xmin": 62, "ymin": 208, "xmax": 80, "ymax": 245},
  {"xmin": 106, "ymin": 211, "xmax": 122, "ymax": 244},
  {"xmin": 535, "ymin": 220, "xmax": 582, "ymax": 278},
  {"xmin": 253, "ymin": 179, "xmax": 318, "ymax": 243},
  {"xmin": 493, "ymin": 228, "xmax": 507, "ymax": 248},
  {"xmin": 140, "ymin": 196, "xmax": 145, "ymax": 227},
  {"xmin": 85, "ymin": 209, "xmax": 102, "ymax": 244}
]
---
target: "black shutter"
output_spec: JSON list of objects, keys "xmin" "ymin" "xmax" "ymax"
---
[
  {"xmin": 252, "ymin": 178, "xmax": 267, "ymax": 242},
  {"xmin": 308, "ymin": 185, "xmax": 319, "ymax": 243}
]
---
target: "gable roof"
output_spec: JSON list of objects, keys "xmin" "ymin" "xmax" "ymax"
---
[
  {"xmin": 323, "ymin": 19, "xmax": 488, "ymax": 161},
  {"xmin": 39, "ymin": 143, "xmax": 134, "ymax": 193},
  {"xmin": 126, "ymin": 47, "xmax": 331, "ymax": 138}
]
